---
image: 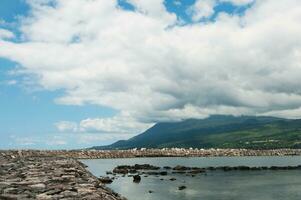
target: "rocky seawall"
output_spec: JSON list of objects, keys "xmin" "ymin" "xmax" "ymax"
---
[
  {"xmin": 1, "ymin": 148, "xmax": 301, "ymax": 159},
  {"xmin": 0, "ymin": 155, "xmax": 125, "ymax": 200},
  {"xmin": 1, "ymin": 148, "xmax": 301, "ymax": 199}
]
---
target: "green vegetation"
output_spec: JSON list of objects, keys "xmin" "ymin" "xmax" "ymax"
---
[{"xmin": 92, "ymin": 115, "xmax": 301, "ymax": 150}]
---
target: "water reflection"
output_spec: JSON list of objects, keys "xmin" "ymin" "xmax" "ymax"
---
[{"xmin": 82, "ymin": 156, "xmax": 301, "ymax": 200}]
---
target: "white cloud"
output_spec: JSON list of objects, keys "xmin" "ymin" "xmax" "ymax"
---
[
  {"xmin": 77, "ymin": 133, "xmax": 134, "ymax": 144},
  {"xmin": 0, "ymin": 80, "xmax": 18, "ymax": 86},
  {"xmin": 260, "ymin": 107, "xmax": 301, "ymax": 119},
  {"xmin": 221, "ymin": 0, "xmax": 254, "ymax": 6},
  {"xmin": 1, "ymin": 0, "xmax": 301, "ymax": 136},
  {"xmin": 55, "ymin": 121, "xmax": 78, "ymax": 132},
  {"xmin": 126, "ymin": 0, "xmax": 176, "ymax": 24},
  {"xmin": 173, "ymin": 0, "xmax": 181, "ymax": 6},
  {"xmin": 10, "ymin": 135, "xmax": 39, "ymax": 146},
  {"xmin": 6, "ymin": 80, "xmax": 18, "ymax": 85},
  {"xmin": 0, "ymin": 29, "xmax": 14, "ymax": 39},
  {"xmin": 187, "ymin": 0, "xmax": 255, "ymax": 22},
  {"xmin": 8, "ymin": 133, "xmax": 128, "ymax": 148},
  {"xmin": 55, "ymin": 112, "xmax": 152, "ymax": 135},
  {"xmin": 188, "ymin": 0, "xmax": 217, "ymax": 21},
  {"xmin": 46, "ymin": 136, "xmax": 67, "ymax": 145},
  {"xmin": 79, "ymin": 113, "xmax": 152, "ymax": 134}
]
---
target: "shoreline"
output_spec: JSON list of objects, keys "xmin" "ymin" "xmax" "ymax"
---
[
  {"xmin": 1, "ymin": 149, "xmax": 301, "ymax": 199},
  {"xmin": 2, "ymin": 148, "xmax": 301, "ymax": 159},
  {"xmin": 0, "ymin": 154, "xmax": 126, "ymax": 200}
]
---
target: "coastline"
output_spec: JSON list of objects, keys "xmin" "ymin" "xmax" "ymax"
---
[
  {"xmin": 0, "ymin": 154, "xmax": 126, "ymax": 200},
  {"xmin": 1, "ymin": 148, "xmax": 301, "ymax": 199},
  {"xmin": 1, "ymin": 148, "xmax": 301, "ymax": 159}
]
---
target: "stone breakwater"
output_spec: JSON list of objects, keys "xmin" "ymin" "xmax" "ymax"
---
[
  {"xmin": 1, "ymin": 148, "xmax": 301, "ymax": 159},
  {"xmin": 1, "ymin": 149, "xmax": 301, "ymax": 199},
  {"xmin": 103, "ymin": 163, "xmax": 301, "ymax": 191},
  {"xmin": 0, "ymin": 155, "xmax": 125, "ymax": 200}
]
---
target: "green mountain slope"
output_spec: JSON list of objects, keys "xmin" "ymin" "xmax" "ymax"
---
[{"xmin": 92, "ymin": 115, "xmax": 301, "ymax": 150}]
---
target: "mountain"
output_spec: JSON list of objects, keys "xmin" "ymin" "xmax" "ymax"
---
[{"xmin": 91, "ymin": 115, "xmax": 301, "ymax": 150}]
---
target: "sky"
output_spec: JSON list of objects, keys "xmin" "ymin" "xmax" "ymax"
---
[{"xmin": 0, "ymin": 0, "xmax": 301, "ymax": 149}]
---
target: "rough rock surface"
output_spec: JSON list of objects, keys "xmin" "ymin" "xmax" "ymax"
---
[
  {"xmin": 132, "ymin": 175, "xmax": 141, "ymax": 183},
  {"xmin": 2, "ymin": 148, "xmax": 301, "ymax": 160},
  {"xmin": 0, "ymin": 155, "xmax": 125, "ymax": 200}
]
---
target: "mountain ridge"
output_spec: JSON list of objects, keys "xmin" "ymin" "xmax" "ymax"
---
[{"xmin": 91, "ymin": 115, "xmax": 301, "ymax": 150}]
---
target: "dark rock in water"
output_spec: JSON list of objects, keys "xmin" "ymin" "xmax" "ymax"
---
[
  {"xmin": 133, "ymin": 175, "xmax": 141, "ymax": 183},
  {"xmin": 191, "ymin": 167, "xmax": 204, "ymax": 170},
  {"xmin": 172, "ymin": 171, "xmax": 186, "ymax": 174},
  {"xmin": 113, "ymin": 166, "xmax": 129, "ymax": 174},
  {"xmin": 286, "ymin": 166, "xmax": 295, "ymax": 170},
  {"xmin": 222, "ymin": 166, "xmax": 232, "ymax": 171},
  {"xmin": 134, "ymin": 164, "xmax": 160, "ymax": 170},
  {"xmin": 170, "ymin": 178, "xmax": 176, "ymax": 181},
  {"xmin": 178, "ymin": 185, "xmax": 186, "ymax": 190},
  {"xmin": 144, "ymin": 171, "xmax": 160, "ymax": 175},
  {"xmin": 163, "ymin": 166, "xmax": 172, "ymax": 170},
  {"xmin": 207, "ymin": 167, "xmax": 216, "ymax": 170},
  {"xmin": 269, "ymin": 166, "xmax": 295, "ymax": 170},
  {"xmin": 261, "ymin": 166, "xmax": 269, "ymax": 170},
  {"xmin": 129, "ymin": 169, "xmax": 137, "ymax": 174},
  {"xmin": 203, "ymin": 165, "xmax": 301, "ymax": 171},
  {"xmin": 250, "ymin": 167, "xmax": 261, "ymax": 170},
  {"xmin": 188, "ymin": 169, "xmax": 206, "ymax": 174},
  {"xmin": 148, "ymin": 190, "xmax": 153, "ymax": 193},
  {"xmin": 173, "ymin": 165, "xmax": 191, "ymax": 171},
  {"xmin": 99, "ymin": 176, "xmax": 114, "ymax": 184},
  {"xmin": 269, "ymin": 166, "xmax": 279, "ymax": 170},
  {"xmin": 113, "ymin": 164, "xmax": 160, "ymax": 174},
  {"xmin": 237, "ymin": 166, "xmax": 251, "ymax": 170},
  {"xmin": 159, "ymin": 171, "xmax": 168, "ymax": 176}
]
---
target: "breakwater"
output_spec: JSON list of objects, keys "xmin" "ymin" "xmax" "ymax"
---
[
  {"xmin": 1, "ymin": 148, "xmax": 301, "ymax": 159},
  {"xmin": 0, "ymin": 155, "xmax": 125, "ymax": 200},
  {"xmin": 1, "ymin": 148, "xmax": 301, "ymax": 199}
]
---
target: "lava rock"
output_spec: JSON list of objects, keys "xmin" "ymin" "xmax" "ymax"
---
[
  {"xmin": 133, "ymin": 175, "xmax": 141, "ymax": 183},
  {"xmin": 159, "ymin": 171, "xmax": 168, "ymax": 176},
  {"xmin": 163, "ymin": 166, "xmax": 172, "ymax": 170},
  {"xmin": 178, "ymin": 186, "xmax": 186, "ymax": 190},
  {"xmin": 173, "ymin": 165, "xmax": 191, "ymax": 171},
  {"xmin": 99, "ymin": 177, "xmax": 113, "ymax": 184}
]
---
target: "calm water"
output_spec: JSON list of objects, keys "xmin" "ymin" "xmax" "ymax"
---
[{"xmin": 81, "ymin": 156, "xmax": 301, "ymax": 200}]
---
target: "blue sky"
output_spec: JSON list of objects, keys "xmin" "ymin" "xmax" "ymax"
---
[
  {"xmin": 0, "ymin": 0, "xmax": 247, "ymax": 149},
  {"xmin": 0, "ymin": 0, "xmax": 120, "ymax": 149},
  {"xmin": 1, "ymin": 0, "xmax": 300, "ymax": 149}
]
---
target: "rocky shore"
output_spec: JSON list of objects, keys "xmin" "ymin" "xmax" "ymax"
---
[
  {"xmin": 1, "ymin": 148, "xmax": 301, "ymax": 159},
  {"xmin": 0, "ymin": 154, "xmax": 125, "ymax": 200},
  {"xmin": 100, "ymin": 162, "xmax": 301, "ymax": 193},
  {"xmin": 1, "ymin": 148, "xmax": 301, "ymax": 199},
  {"xmin": 110, "ymin": 163, "xmax": 301, "ymax": 177}
]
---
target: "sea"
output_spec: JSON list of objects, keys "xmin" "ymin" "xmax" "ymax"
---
[{"xmin": 81, "ymin": 156, "xmax": 301, "ymax": 200}]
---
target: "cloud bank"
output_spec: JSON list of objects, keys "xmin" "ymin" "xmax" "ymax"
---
[{"xmin": 1, "ymin": 0, "xmax": 301, "ymax": 135}]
